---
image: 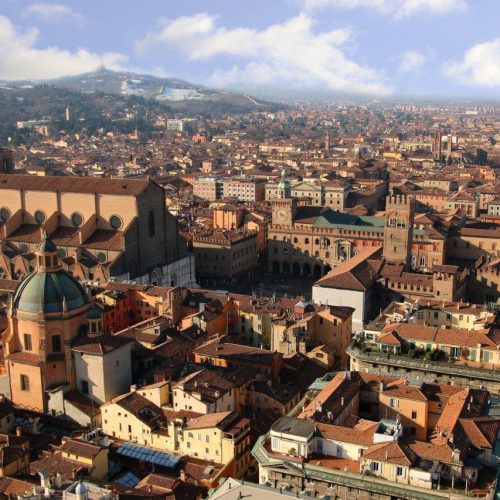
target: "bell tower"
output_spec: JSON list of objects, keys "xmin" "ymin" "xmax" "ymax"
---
[{"xmin": 383, "ymin": 194, "xmax": 415, "ymax": 268}]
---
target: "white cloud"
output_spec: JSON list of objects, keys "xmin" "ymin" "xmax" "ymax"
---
[
  {"xmin": 136, "ymin": 13, "xmax": 390, "ymax": 95},
  {"xmin": 398, "ymin": 50, "xmax": 426, "ymax": 73},
  {"xmin": 443, "ymin": 38, "xmax": 500, "ymax": 87},
  {"xmin": 23, "ymin": 3, "xmax": 83, "ymax": 23},
  {"xmin": 301, "ymin": 0, "xmax": 467, "ymax": 18},
  {"xmin": 0, "ymin": 16, "xmax": 128, "ymax": 80}
]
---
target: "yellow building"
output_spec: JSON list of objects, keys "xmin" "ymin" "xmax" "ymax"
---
[
  {"xmin": 60, "ymin": 437, "xmax": 109, "ymax": 480},
  {"xmin": 101, "ymin": 389, "xmax": 251, "ymax": 477},
  {"xmin": 0, "ymin": 432, "xmax": 30, "ymax": 477}
]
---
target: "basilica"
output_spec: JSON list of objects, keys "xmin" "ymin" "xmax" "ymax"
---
[{"xmin": 3, "ymin": 233, "xmax": 131, "ymax": 415}]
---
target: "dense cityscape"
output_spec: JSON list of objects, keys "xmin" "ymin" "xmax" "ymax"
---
[{"xmin": 0, "ymin": 1, "xmax": 499, "ymax": 499}]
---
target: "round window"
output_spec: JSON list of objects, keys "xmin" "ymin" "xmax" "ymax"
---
[
  {"xmin": 71, "ymin": 212, "xmax": 83, "ymax": 227},
  {"xmin": 19, "ymin": 243, "xmax": 29, "ymax": 254},
  {"xmin": 58, "ymin": 248, "xmax": 67, "ymax": 258},
  {"xmin": 34, "ymin": 210, "xmax": 46, "ymax": 224},
  {"xmin": 109, "ymin": 215, "xmax": 122, "ymax": 230},
  {"xmin": 96, "ymin": 252, "xmax": 107, "ymax": 263},
  {"xmin": 0, "ymin": 207, "xmax": 11, "ymax": 223}
]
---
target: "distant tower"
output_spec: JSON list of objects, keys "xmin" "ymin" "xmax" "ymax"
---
[
  {"xmin": 277, "ymin": 169, "xmax": 291, "ymax": 199},
  {"xmin": 383, "ymin": 194, "xmax": 415, "ymax": 269},
  {"xmin": 433, "ymin": 129, "xmax": 442, "ymax": 161},
  {"xmin": 446, "ymin": 134, "xmax": 453, "ymax": 161},
  {"xmin": 0, "ymin": 148, "xmax": 14, "ymax": 174},
  {"xmin": 272, "ymin": 170, "xmax": 297, "ymax": 226},
  {"xmin": 325, "ymin": 132, "xmax": 331, "ymax": 150},
  {"xmin": 65, "ymin": 106, "xmax": 70, "ymax": 122}
]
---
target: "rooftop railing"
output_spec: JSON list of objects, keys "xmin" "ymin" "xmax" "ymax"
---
[{"xmin": 347, "ymin": 343, "xmax": 500, "ymax": 383}]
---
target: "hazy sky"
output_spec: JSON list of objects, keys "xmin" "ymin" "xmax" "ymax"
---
[{"xmin": 0, "ymin": 0, "xmax": 499, "ymax": 97}]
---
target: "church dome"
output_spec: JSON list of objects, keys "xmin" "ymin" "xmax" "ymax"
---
[
  {"xmin": 75, "ymin": 481, "xmax": 88, "ymax": 495},
  {"xmin": 278, "ymin": 168, "xmax": 291, "ymax": 191},
  {"xmin": 13, "ymin": 270, "xmax": 89, "ymax": 315},
  {"xmin": 12, "ymin": 232, "xmax": 88, "ymax": 316}
]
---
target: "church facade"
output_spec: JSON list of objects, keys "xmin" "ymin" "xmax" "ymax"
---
[{"xmin": 3, "ymin": 234, "xmax": 132, "ymax": 416}]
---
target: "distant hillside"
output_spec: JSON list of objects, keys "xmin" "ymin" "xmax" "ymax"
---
[
  {"xmin": 0, "ymin": 68, "xmax": 275, "ymax": 109},
  {"xmin": 0, "ymin": 73, "xmax": 285, "ymax": 145}
]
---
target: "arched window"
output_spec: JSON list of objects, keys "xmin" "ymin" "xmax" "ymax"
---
[
  {"xmin": 148, "ymin": 210, "xmax": 156, "ymax": 237},
  {"xmin": 293, "ymin": 237, "xmax": 298, "ymax": 243},
  {"xmin": 315, "ymin": 239, "xmax": 320, "ymax": 245},
  {"xmin": 305, "ymin": 238, "xmax": 309, "ymax": 244},
  {"xmin": 419, "ymin": 255, "xmax": 426, "ymax": 267}
]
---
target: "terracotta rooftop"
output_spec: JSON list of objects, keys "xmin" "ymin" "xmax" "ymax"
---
[
  {"xmin": 0, "ymin": 174, "xmax": 151, "ymax": 196},
  {"xmin": 314, "ymin": 247, "xmax": 383, "ymax": 291}
]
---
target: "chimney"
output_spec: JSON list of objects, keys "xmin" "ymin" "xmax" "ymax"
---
[
  {"xmin": 380, "ymin": 381, "xmax": 386, "ymax": 393},
  {"xmin": 15, "ymin": 426, "xmax": 21, "ymax": 437},
  {"xmin": 130, "ymin": 384, "xmax": 137, "ymax": 392},
  {"xmin": 180, "ymin": 469, "xmax": 187, "ymax": 482}
]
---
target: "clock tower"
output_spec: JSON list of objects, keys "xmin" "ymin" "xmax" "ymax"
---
[
  {"xmin": 272, "ymin": 198, "xmax": 297, "ymax": 227},
  {"xmin": 272, "ymin": 169, "xmax": 296, "ymax": 226}
]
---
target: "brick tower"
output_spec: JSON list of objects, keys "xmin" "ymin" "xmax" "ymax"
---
[
  {"xmin": 383, "ymin": 194, "xmax": 415, "ymax": 269},
  {"xmin": 0, "ymin": 148, "xmax": 14, "ymax": 173}
]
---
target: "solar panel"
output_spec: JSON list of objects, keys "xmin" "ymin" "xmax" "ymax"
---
[
  {"xmin": 117, "ymin": 443, "xmax": 181, "ymax": 469},
  {"xmin": 116, "ymin": 472, "xmax": 139, "ymax": 488}
]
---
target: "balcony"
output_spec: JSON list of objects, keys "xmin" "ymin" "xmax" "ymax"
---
[
  {"xmin": 223, "ymin": 418, "xmax": 251, "ymax": 442},
  {"xmin": 347, "ymin": 343, "xmax": 500, "ymax": 383},
  {"xmin": 252, "ymin": 435, "xmax": 485, "ymax": 500}
]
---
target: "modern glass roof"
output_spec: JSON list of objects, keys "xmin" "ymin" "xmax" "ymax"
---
[{"xmin": 116, "ymin": 443, "xmax": 181, "ymax": 470}]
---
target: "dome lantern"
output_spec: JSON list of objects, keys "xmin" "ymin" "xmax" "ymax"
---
[{"xmin": 35, "ymin": 231, "xmax": 60, "ymax": 271}]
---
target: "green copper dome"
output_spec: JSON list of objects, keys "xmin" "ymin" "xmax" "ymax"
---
[{"xmin": 13, "ymin": 269, "xmax": 89, "ymax": 315}]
